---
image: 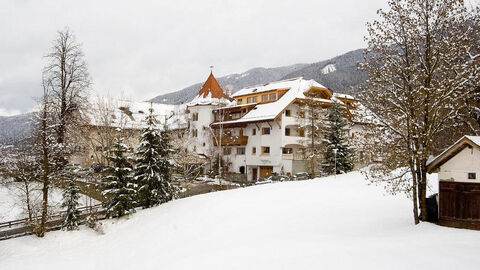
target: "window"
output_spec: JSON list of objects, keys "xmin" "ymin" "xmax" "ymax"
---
[
  {"xmin": 298, "ymin": 111, "xmax": 305, "ymax": 118},
  {"xmin": 298, "ymin": 128, "xmax": 305, "ymax": 137},
  {"xmin": 247, "ymin": 96, "xmax": 258, "ymax": 103},
  {"xmin": 252, "ymin": 147, "xmax": 256, "ymax": 155},
  {"xmin": 285, "ymin": 110, "xmax": 291, "ymax": 116},
  {"xmin": 192, "ymin": 129, "xmax": 198, "ymax": 137},
  {"xmin": 269, "ymin": 93, "xmax": 277, "ymax": 101},
  {"xmin": 191, "ymin": 112, "xmax": 199, "ymax": 121},
  {"xmin": 223, "ymin": 147, "xmax": 231, "ymax": 155},
  {"xmin": 237, "ymin": 99, "xmax": 243, "ymax": 105},
  {"xmin": 285, "ymin": 128, "xmax": 291, "ymax": 136},
  {"xmin": 282, "ymin": 148, "xmax": 293, "ymax": 154},
  {"xmin": 262, "ymin": 94, "xmax": 268, "ymax": 102},
  {"xmin": 237, "ymin": 147, "xmax": 245, "ymax": 155},
  {"xmin": 262, "ymin": 127, "xmax": 270, "ymax": 135},
  {"xmin": 239, "ymin": 129, "xmax": 244, "ymax": 136},
  {"xmin": 252, "ymin": 128, "xmax": 256, "ymax": 135},
  {"xmin": 262, "ymin": 146, "xmax": 270, "ymax": 155},
  {"xmin": 239, "ymin": 166, "xmax": 245, "ymax": 174},
  {"xmin": 468, "ymin": 173, "xmax": 477, "ymax": 180}
]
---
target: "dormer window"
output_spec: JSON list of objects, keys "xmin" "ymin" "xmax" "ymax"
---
[{"xmin": 262, "ymin": 94, "xmax": 268, "ymax": 102}]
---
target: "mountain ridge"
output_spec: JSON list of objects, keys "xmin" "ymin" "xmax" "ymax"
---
[{"xmin": 149, "ymin": 48, "xmax": 366, "ymax": 104}]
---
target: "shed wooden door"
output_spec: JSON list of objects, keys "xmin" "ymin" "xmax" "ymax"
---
[
  {"xmin": 260, "ymin": 166, "xmax": 273, "ymax": 178},
  {"xmin": 439, "ymin": 181, "xmax": 480, "ymax": 229}
]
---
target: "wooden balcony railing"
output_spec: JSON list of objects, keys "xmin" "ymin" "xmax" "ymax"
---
[{"xmin": 213, "ymin": 135, "xmax": 248, "ymax": 146}]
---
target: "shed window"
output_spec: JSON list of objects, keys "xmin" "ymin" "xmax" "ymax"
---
[{"xmin": 468, "ymin": 173, "xmax": 476, "ymax": 180}]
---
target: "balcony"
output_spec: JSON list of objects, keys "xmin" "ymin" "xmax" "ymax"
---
[
  {"xmin": 213, "ymin": 135, "xmax": 248, "ymax": 146},
  {"xmin": 283, "ymin": 135, "xmax": 307, "ymax": 147},
  {"xmin": 282, "ymin": 116, "xmax": 300, "ymax": 127}
]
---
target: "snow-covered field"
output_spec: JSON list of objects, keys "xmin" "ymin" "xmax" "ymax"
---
[
  {"xmin": 0, "ymin": 180, "xmax": 98, "ymax": 222},
  {"xmin": 1, "ymin": 171, "xmax": 479, "ymax": 270}
]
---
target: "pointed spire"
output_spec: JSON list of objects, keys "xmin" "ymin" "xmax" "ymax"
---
[{"xmin": 197, "ymin": 72, "xmax": 230, "ymax": 100}]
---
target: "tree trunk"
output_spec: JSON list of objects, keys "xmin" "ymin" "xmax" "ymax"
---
[
  {"xmin": 419, "ymin": 160, "xmax": 428, "ymax": 221},
  {"xmin": 39, "ymin": 104, "xmax": 50, "ymax": 237},
  {"xmin": 410, "ymin": 163, "xmax": 420, "ymax": 225}
]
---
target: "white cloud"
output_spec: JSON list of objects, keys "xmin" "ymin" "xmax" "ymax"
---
[{"xmin": 0, "ymin": 107, "xmax": 21, "ymax": 117}]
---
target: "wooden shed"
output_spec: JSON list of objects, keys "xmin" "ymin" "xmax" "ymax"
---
[{"xmin": 427, "ymin": 135, "xmax": 480, "ymax": 229}]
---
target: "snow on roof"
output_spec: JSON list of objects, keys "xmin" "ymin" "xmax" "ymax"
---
[
  {"xmin": 188, "ymin": 91, "xmax": 232, "ymax": 107},
  {"xmin": 188, "ymin": 73, "xmax": 232, "ymax": 107},
  {"xmin": 213, "ymin": 78, "xmax": 330, "ymax": 125},
  {"xmin": 333, "ymin": 93, "xmax": 355, "ymax": 100},
  {"xmin": 350, "ymin": 102, "xmax": 378, "ymax": 124},
  {"xmin": 466, "ymin": 135, "xmax": 480, "ymax": 147},
  {"xmin": 85, "ymin": 99, "xmax": 187, "ymax": 131},
  {"xmin": 427, "ymin": 135, "xmax": 480, "ymax": 169},
  {"xmin": 232, "ymin": 77, "xmax": 308, "ymax": 97}
]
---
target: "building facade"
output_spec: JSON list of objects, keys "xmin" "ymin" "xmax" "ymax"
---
[{"xmin": 187, "ymin": 73, "xmax": 368, "ymax": 181}]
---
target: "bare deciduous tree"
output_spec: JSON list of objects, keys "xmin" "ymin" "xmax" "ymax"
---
[{"xmin": 362, "ymin": 0, "xmax": 480, "ymax": 223}]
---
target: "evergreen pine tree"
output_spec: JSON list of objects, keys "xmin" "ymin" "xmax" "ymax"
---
[
  {"xmin": 102, "ymin": 135, "xmax": 136, "ymax": 218},
  {"xmin": 61, "ymin": 178, "xmax": 81, "ymax": 230},
  {"xmin": 323, "ymin": 102, "xmax": 354, "ymax": 175},
  {"xmin": 134, "ymin": 108, "xmax": 175, "ymax": 207}
]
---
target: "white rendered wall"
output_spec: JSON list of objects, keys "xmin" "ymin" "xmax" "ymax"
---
[
  {"xmin": 188, "ymin": 105, "xmax": 215, "ymax": 157},
  {"xmin": 438, "ymin": 146, "xmax": 480, "ymax": 183}
]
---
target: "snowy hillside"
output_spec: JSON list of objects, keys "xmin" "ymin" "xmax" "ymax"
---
[
  {"xmin": 1, "ymin": 171, "xmax": 479, "ymax": 270},
  {"xmin": 0, "ymin": 113, "xmax": 34, "ymax": 145}
]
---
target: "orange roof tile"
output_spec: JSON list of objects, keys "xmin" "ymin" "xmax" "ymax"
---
[{"xmin": 197, "ymin": 72, "xmax": 230, "ymax": 100}]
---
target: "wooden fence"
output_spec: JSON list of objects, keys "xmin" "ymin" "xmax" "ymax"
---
[
  {"xmin": 439, "ymin": 181, "xmax": 480, "ymax": 230},
  {"xmin": 0, "ymin": 204, "xmax": 104, "ymax": 240}
]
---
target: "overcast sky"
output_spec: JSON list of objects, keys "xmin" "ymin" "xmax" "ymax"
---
[{"xmin": 1, "ymin": 0, "xmax": 398, "ymax": 116}]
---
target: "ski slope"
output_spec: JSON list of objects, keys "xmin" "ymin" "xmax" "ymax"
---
[{"xmin": 1, "ymin": 171, "xmax": 479, "ymax": 270}]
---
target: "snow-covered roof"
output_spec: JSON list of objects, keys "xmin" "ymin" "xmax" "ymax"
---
[
  {"xmin": 333, "ymin": 93, "xmax": 355, "ymax": 100},
  {"xmin": 427, "ymin": 135, "xmax": 480, "ymax": 173},
  {"xmin": 349, "ymin": 102, "xmax": 378, "ymax": 125},
  {"xmin": 213, "ymin": 78, "xmax": 331, "ymax": 125},
  {"xmin": 85, "ymin": 99, "xmax": 187, "ymax": 131},
  {"xmin": 232, "ymin": 77, "xmax": 307, "ymax": 97},
  {"xmin": 188, "ymin": 72, "xmax": 232, "ymax": 107}
]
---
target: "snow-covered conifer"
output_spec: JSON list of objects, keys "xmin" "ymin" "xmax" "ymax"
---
[
  {"xmin": 134, "ymin": 108, "xmax": 175, "ymax": 208},
  {"xmin": 102, "ymin": 136, "xmax": 136, "ymax": 218},
  {"xmin": 323, "ymin": 102, "xmax": 354, "ymax": 174},
  {"xmin": 61, "ymin": 179, "xmax": 81, "ymax": 230}
]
